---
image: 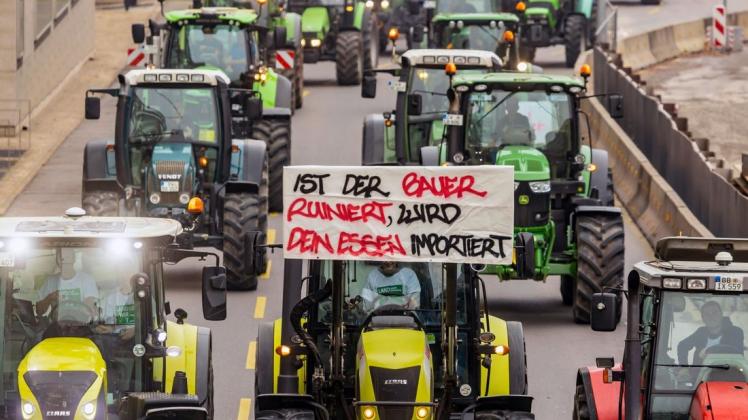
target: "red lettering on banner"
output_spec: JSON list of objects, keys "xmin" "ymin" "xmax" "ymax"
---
[
  {"xmin": 287, "ymin": 227, "xmax": 334, "ymax": 254},
  {"xmin": 401, "ymin": 172, "xmax": 487, "ymax": 199},
  {"xmin": 286, "ymin": 197, "xmax": 391, "ymax": 224},
  {"xmin": 337, "ymin": 232, "xmax": 406, "ymax": 257}
]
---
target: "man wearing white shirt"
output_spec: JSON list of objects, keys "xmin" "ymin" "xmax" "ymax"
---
[
  {"xmin": 36, "ymin": 249, "xmax": 99, "ymax": 318},
  {"xmin": 361, "ymin": 261, "xmax": 421, "ymax": 311}
]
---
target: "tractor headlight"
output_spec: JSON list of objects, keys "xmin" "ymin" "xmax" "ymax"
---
[
  {"xmin": 22, "ymin": 401, "xmax": 34, "ymax": 418},
  {"xmin": 381, "ymin": 0, "xmax": 390, "ymax": 8},
  {"xmin": 301, "ymin": 38, "xmax": 306, "ymax": 47},
  {"xmin": 416, "ymin": 406, "xmax": 430, "ymax": 419},
  {"xmin": 529, "ymin": 181, "xmax": 550, "ymax": 193},
  {"xmin": 149, "ymin": 192, "xmax": 161, "ymax": 204},
  {"xmin": 365, "ymin": 0, "xmax": 374, "ymax": 7},
  {"xmin": 82, "ymin": 401, "xmax": 96, "ymax": 418},
  {"xmin": 362, "ymin": 407, "xmax": 376, "ymax": 419},
  {"xmin": 662, "ymin": 277, "xmax": 682, "ymax": 289},
  {"xmin": 310, "ymin": 38, "xmax": 322, "ymax": 48},
  {"xmin": 179, "ymin": 193, "xmax": 191, "ymax": 205}
]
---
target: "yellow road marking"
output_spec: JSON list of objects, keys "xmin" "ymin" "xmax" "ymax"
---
[
  {"xmin": 246, "ymin": 341, "xmax": 257, "ymax": 369},
  {"xmin": 261, "ymin": 260, "xmax": 272, "ymax": 280},
  {"xmin": 254, "ymin": 296, "xmax": 267, "ymax": 319},
  {"xmin": 237, "ymin": 398, "xmax": 251, "ymax": 420},
  {"xmin": 303, "ymin": 89, "xmax": 311, "ymax": 97},
  {"xmin": 647, "ymin": 6, "xmax": 661, "ymax": 15},
  {"xmin": 269, "ymin": 212, "xmax": 280, "ymax": 218},
  {"xmin": 267, "ymin": 228, "xmax": 276, "ymax": 244}
]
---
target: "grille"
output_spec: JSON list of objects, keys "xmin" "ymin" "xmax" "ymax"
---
[
  {"xmin": 154, "ymin": 160, "xmax": 188, "ymax": 204},
  {"xmin": 369, "ymin": 366, "xmax": 420, "ymax": 420},
  {"xmin": 24, "ymin": 371, "xmax": 97, "ymax": 420},
  {"xmin": 515, "ymin": 182, "xmax": 550, "ymax": 227}
]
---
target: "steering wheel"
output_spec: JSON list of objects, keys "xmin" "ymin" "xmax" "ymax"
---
[{"xmin": 359, "ymin": 304, "xmax": 425, "ymax": 332}]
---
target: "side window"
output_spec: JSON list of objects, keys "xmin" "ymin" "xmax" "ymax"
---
[{"xmin": 640, "ymin": 292, "xmax": 656, "ymax": 385}]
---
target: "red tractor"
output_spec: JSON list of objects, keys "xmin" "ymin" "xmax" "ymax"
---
[{"xmin": 575, "ymin": 237, "xmax": 748, "ymax": 420}]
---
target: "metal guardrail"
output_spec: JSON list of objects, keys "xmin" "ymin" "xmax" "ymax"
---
[
  {"xmin": 0, "ymin": 100, "xmax": 31, "ymax": 179},
  {"xmin": 595, "ymin": 0, "xmax": 618, "ymax": 52}
]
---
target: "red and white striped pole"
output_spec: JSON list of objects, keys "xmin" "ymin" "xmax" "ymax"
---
[{"xmin": 712, "ymin": 4, "xmax": 727, "ymax": 50}]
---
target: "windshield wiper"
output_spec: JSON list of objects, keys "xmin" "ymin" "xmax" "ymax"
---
[
  {"xmin": 476, "ymin": 25, "xmax": 501, "ymax": 44},
  {"xmin": 411, "ymin": 89, "xmax": 448, "ymax": 97},
  {"xmin": 656, "ymin": 363, "xmax": 731, "ymax": 370},
  {"xmin": 473, "ymin": 91, "xmax": 518, "ymax": 125}
]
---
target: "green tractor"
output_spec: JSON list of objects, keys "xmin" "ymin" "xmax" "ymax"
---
[
  {"xmin": 0, "ymin": 210, "xmax": 228, "ymax": 419},
  {"xmin": 511, "ymin": 0, "xmax": 597, "ymax": 67},
  {"xmin": 429, "ymin": 12, "xmax": 522, "ymax": 70},
  {"xmin": 198, "ymin": 0, "xmax": 306, "ymax": 110},
  {"xmin": 363, "ymin": 64, "xmax": 626, "ymax": 323},
  {"xmin": 286, "ymin": 0, "xmax": 379, "ymax": 85},
  {"xmin": 82, "ymin": 69, "xmax": 270, "ymax": 291},
  {"xmin": 360, "ymin": 49, "xmax": 504, "ymax": 165},
  {"xmin": 253, "ymin": 256, "xmax": 533, "ymax": 419},
  {"xmin": 132, "ymin": 6, "xmax": 293, "ymax": 211}
]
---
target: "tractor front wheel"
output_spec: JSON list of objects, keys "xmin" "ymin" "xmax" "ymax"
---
[
  {"xmin": 573, "ymin": 213, "xmax": 625, "ymax": 323},
  {"xmin": 252, "ymin": 118, "xmax": 290, "ymax": 212},
  {"xmin": 223, "ymin": 191, "xmax": 266, "ymax": 290},
  {"xmin": 336, "ymin": 30, "xmax": 363, "ymax": 85},
  {"xmin": 564, "ymin": 14, "xmax": 586, "ymax": 68},
  {"xmin": 573, "ymin": 383, "xmax": 591, "ymax": 420},
  {"xmin": 82, "ymin": 191, "xmax": 119, "ymax": 216},
  {"xmin": 362, "ymin": 13, "xmax": 379, "ymax": 72},
  {"xmin": 507, "ymin": 321, "xmax": 528, "ymax": 395}
]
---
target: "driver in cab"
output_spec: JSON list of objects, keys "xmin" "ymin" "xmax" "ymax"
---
[
  {"xmin": 496, "ymin": 95, "xmax": 532, "ymax": 145},
  {"xmin": 677, "ymin": 301, "xmax": 744, "ymax": 365},
  {"xmin": 361, "ymin": 261, "xmax": 421, "ymax": 311},
  {"xmin": 36, "ymin": 249, "xmax": 99, "ymax": 318}
]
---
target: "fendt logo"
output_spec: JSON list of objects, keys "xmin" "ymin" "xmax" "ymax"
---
[
  {"xmin": 46, "ymin": 411, "xmax": 71, "ymax": 417},
  {"xmin": 384, "ymin": 379, "xmax": 407, "ymax": 385},
  {"xmin": 158, "ymin": 174, "xmax": 181, "ymax": 180}
]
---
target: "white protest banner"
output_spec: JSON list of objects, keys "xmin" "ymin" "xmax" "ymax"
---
[{"xmin": 283, "ymin": 166, "xmax": 514, "ymax": 264}]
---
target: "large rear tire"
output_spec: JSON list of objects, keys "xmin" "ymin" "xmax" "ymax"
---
[
  {"xmin": 362, "ymin": 13, "xmax": 379, "ymax": 72},
  {"xmin": 223, "ymin": 191, "xmax": 266, "ymax": 290},
  {"xmin": 255, "ymin": 322, "xmax": 275, "ymax": 396},
  {"xmin": 564, "ymin": 14, "xmax": 586, "ymax": 68},
  {"xmin": 573, "ymin": 213, "xmax": 624, "ymax": 323},
  {"xmin": 82, "ymin": 191, "xmax": 119, "ymax": 216},
  {"xmin": 573, "ymin": 383, "xmax": 591, "ymax": 420},
  {"xmin": 205, "ymin": 342, "xmax": 214, "ymax": 419},
  {"xmin": 507, "ymin": 321, "xmax": 528, "ymax": 395},
  {"xmin": 336, "ymin": 30, "xmax": 363, "ymax": 85},
  {"xmin": 252, "ymin": 119, "xmax": 290, "ymax": 212},
  {"xmin": 294, "ymin": 49, "xmax": 304, "ymax": 109}
]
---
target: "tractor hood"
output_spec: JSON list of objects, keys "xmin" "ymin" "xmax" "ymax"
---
[
  {"xmin": 690, "ymin": 381, "xmax": 748, "ymax": 419},
  {"xmin": 18, "ymin": 338, "xmax": 106, "ymax": 420},
  {"xmin": 301, "ymin": 7, "xmax": 330, "ymax": 36},
  {"xmin": 146, "ymin": 143, "xmax": 198, "ymax": 211},
  {"xmin": 356, "ymin": 328, "xmax": 433, "ymax": 419},
  {"xmin": 496, "ymin": 145, "xmax": 550, "ymax": 182}
]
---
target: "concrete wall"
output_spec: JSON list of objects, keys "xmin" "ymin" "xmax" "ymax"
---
[{"xmin": 0, "ymin": 1, "xmax": 95, "ymax": 121}]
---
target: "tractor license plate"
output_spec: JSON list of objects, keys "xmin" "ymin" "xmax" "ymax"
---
[
  {"xmin": 423, "ymin": 0, "xmax": 436, "ymax": 8},
  {"xmin": 443, "ymin": 114, "xmax": 463, "ymax": 126},
  {"xmin": 0, "ymin": 253, "xmax": 14, "ymax": 267},
  {"xmin": 160, "ymin": 181, "xmax": 180, "ymax": 192},
  {"xmin": 715, "ymin": 276, "xmax": 743, "ymax": 291}
]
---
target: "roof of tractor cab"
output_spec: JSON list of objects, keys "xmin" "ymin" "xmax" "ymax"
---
[
  {"xmin": 165, "ymin": 7, "xmax": 258, "ymax": 25},
  {"xmin": 432, "ymin": 12, "xmax": 520, "ymax": 23},
  {"xmin": 123, "ymin": 68, "xmax": 231, "ymax": 87},
  {"xmin": 453, "ymin": 72, "xmax": 584, "ymax": 89},
  {"xmin": 400, "ymin": 49, "xmax": 501, "ymax": 68},
  {"xmin": 0, "ymin": 216, "xmax": 182, "ymax": 240}
]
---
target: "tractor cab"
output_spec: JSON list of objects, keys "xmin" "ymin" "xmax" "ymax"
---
[
  {"xmin": 441, "ymin": 69, "xmax": 626, "ymax": 323},
  {"xmin": 430, "ymin": 13, "xmax": 521, "ymax": 68},
  {"xmin": 255, "ymin": 259, "xmax": 532, "ymax": 419},
  {"xmin": 361, "ymin": 49, "xmax": 502, "ymax": 165},
  {"xmin": 0, "ymin": 212, "xmax": 226, "ymax": 419},
  {"xmin": 579, "ymin": 237, "xmax": 748, "ymax": 420},
  {"xmin": 82, "ymin": 69, "xmax": 270, "ymax": 290}
]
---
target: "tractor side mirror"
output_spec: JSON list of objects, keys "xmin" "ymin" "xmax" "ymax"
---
[
  {"xmin": 407, "ymin": 93, "xmax": 422, "ymax": 116},
  {"xmin": 85, "ymin": 96, "xmax": 101, "ymax": 120},
  {"xmin": 407, "ymin": 0, "xmax": 420, "ymax": 14},
  {"xmin": 607, "ymin": 94, "xmax": 623, "ymax": 119},
  {"xmin": 132, "ymin": 24, "xmax": 146, "ymax": 44},
  {"xmin": 362, "ymin": 74, "xmax": 377, "ymax": 98},
  {"xmin": 246, "ymin": 97, "xmax": 263, "ymax": 120},
  {"xmin": 201, "ymin": 266, "xmax": 227, "ymax": 321},
  {"xmin": 411, "ymin": 25, "xmax": 425, "ymax": 44},
  {"xmin": 274, "ymin": 26, "xmax": 288, "ymax": 49},
  {"xmin": 590, "ymin": 293, "xmax": 618, "ymax": 332}
]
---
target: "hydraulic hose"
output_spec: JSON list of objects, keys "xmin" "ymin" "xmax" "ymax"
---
[{"xmin": 289, "ymin": 279, "xmax": 332, "ymax": 369}]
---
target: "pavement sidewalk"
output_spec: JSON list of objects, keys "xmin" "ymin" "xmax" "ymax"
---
[{"xmin": 0, "ymin": 1, "xmax": 159, "ymax": 215}]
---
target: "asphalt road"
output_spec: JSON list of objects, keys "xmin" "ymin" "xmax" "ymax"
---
[{"xmin": 8, "ymin": 1, "xmax": 739, "ymax": 418}]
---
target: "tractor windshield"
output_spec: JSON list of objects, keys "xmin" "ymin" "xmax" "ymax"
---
[
  {"xmin": 316, "ymin": 261, "xmax": 469, "ymax": 326},
  {"xmin": 436, "ymin": 0, "xmax": 499, "ymax": 13},
  {"xmin": 0, "ymin": 244, "xmax": 161, "ymax": 418},
  {"xmin": 438, "ymin": 22, "xmax": 506, "ymax": 52},
  {"xmin": 166, "ymin": 23, "xmax": 256, "ymax": 84},
  {"xmin": 126, "ymin": 86, "xmax": 220, "ymax": 185},
  {"xmin": 650, "ymin": 292, "xmax": 748, "ymax": 418},
  {"xmin": 464, "ymin": 89, "xmax": 573, "ymax": 164}
]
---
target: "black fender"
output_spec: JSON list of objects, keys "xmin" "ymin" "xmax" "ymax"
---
[
  {"xmin": 255, "ymin": 322, "xmax": 275, "ymax": 395},
  {"xmin": 195, "ymin": 327, "xmax": 211, "ymax": 405},
  {"xmin": 576, "ymin": 367, "xmax": 599, "ymax": 420},
  {"xmin": 273, "ymin": 74, "xmax": 294, "ymax": 110},
  {"xmin": 362, "ymin": 113, "xmax": 386, "ymax": 165},
  {"xmin": 82, "ymin": 139, "xmax": 119, "ymax": 194},
  {"xmin": 589, "ymin": 148, "xmax": 612, "ymax": 205},
  {"xmin": 230, "ymin": 139, "xmax": 267, "ymax": 188}
]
